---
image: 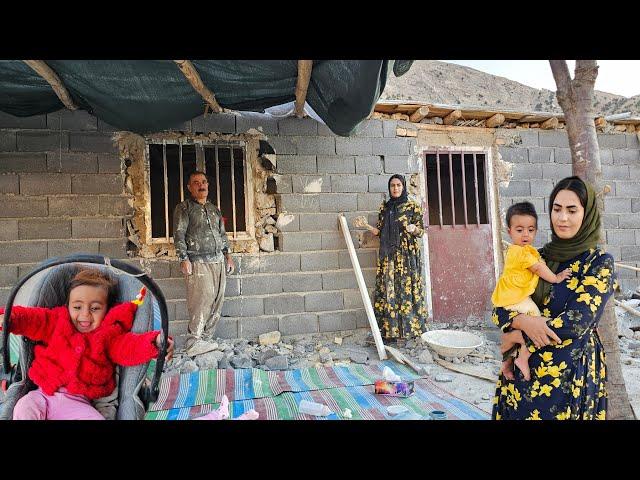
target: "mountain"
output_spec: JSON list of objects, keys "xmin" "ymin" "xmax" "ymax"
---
[{"xmin": 382, "ymin": 61, "xmax": 640, "ymax": 116}]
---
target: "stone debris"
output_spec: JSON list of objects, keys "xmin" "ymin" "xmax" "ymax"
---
[{"xmin": 259, "ymin": 331, "xmax": 281, "ymax": 346}]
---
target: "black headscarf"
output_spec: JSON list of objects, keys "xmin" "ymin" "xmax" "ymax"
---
[{"xmin": 379, "ymin": 174, "xmax": 409, "ymax": 258}]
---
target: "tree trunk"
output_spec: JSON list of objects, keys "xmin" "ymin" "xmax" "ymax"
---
[{"xmin": 549, "ymin": 60, "xmax": 635, "ymax": 420}]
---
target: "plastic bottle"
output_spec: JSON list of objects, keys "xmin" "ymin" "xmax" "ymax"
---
[{"xmin": 299, "ymin": 399, "xmax": 332, "ymax": 416}]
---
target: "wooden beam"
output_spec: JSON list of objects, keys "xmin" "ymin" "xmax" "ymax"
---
[
  {"xmin": 443, "ymin": 109, "xmax": 462, "ymax": 125},
  {"xmin": 485, "ymin": 113, "xmax": 505, "ymax": 128},
  {"xmin": 615, "ymin": 262, "xmax": 640, "ymax": 273},
  {"xmin": 409, "ymin": 106, "xmax": 430, "ymax": 123},
  {"xmin": 595, "ymin": 117, "xmax": 607, "ymax": 128},
  {"xmin": 23, "ymin": 60, "xmax": 77, "ymax": 111},
  {"xmin": 614, "ymin": 299, "xmax": 640, "ymax": 318},
  {"xmin": 174, "ymin": 60, "xmax": 222, "ymax": 113},
  {"xmin": 294, "ymin": 60, "xmax": 313, "ymax": 118},
  {"xmin": 540, "ymin": 117, "xmax": 559, "ymax": 130}
]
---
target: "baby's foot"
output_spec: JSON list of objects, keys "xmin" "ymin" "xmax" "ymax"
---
[
  {"xmin": 236, "ymin": 409, "xmax": 259, "ymax": 420},
  {"xmin": 501, "ymin": 358, "xmax": 515, "ymax": 381},
  {"xmin": 514, "ymin": 355, "xmax": 531, "ymax": 381}
]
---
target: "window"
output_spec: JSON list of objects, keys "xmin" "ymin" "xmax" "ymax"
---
[
  {"xmin": 424, "ymin": 150, "xmax": 489, "ymax": 227},
  {"xmin": 147, "ymin": 140, "xmax": 250, "ymax": 242}
]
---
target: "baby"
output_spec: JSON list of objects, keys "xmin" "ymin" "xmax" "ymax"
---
[{"xmin": 491, "ymin": 202, "xmax": 571, "ymax": 381}]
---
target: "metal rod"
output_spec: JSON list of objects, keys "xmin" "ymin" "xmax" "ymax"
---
[
  {"xmin": 179, "ymin": 141, "xmax": 184, "ymax": 202},
  {"xmin": 215, "ymin": 145, "xmax": 221, "ymax": 209},
  {"xmin": 473, "ymin": 153, "xmax": 480, "ymax": 226},
  {"xmin": 230, "ymin": 147, "xmax": 237, "ymax": 239},
  {"xmin": 424, "ymin": 152, "xmax": 430, "ymax": 226},
  {"xmin": 162, "ymin": 141, "xmax": 169, "ymax": 241},
  {"xmin": 436, "ymin": 149, "xmax": 443, "ymax": 227},
  {"xmin": 448, "ymin": 151, "xmax": 455, "ymax": 227},
  {"xmin": 461, "ymin": 153, "xmax": 468, "ymax": 227}
]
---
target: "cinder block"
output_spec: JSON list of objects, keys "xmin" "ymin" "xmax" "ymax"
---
[
  {"xmin": 602, "ymin": 215, "xmax": 619, "ymax": 229},
  {"xmin": 529, "ymin": 147, "xmax": 554, "ymax": 164},
  {"xmin": 214, "ymin": 318, "xmax": 238, "ymax": 339},
  {"xmin": 266, "ymin": 137, "xmax": 297, "ymax": 155},
  {"xmin": 305, "ymin": 290, "xmax": 344, "ymax": 312},
  {"xmin": 225, "ymin": 277, "xmax": 241, "ymax": 297},
  {"xmin": 0, "ymin": 111, "xmax": 46, "ymax": 129},
  {"xmin": 321, "ymin": 231, "xmax": 350, "ymax": 250},
  {"xmin": 603, "ymin": 245, "xmax": 620, "ymax": 261},
  {"xmin": 0, "ymin": 196, "xmax": 48, "ymax": 217},
  {"xmin": 354, "ymin": 309, "xmax": 369, "ymax": 329},
  {"xmin": 72, "ymin": 218, "xmax": 124, "ymax": 238},
  {"xmin": 71, "ymin": 174, "xmax": 123, "ymax": 194},
  {"xmin": 516, "ymin": 130, "xmax": 539, "ymax": 147},
  {"xmin": 140, "ymin": 260, "xmax": 172, "ymax": 279},
  {"xmin": 263, "ymin": 294, "xmax": 305, "ymax": 315},
  {"xmin": 632, "ymin": 199, "xmax": 640, "ymax": 213},
  {"xmin": 384, "ymin": 155, "xmax": 420, "ymax": 174},
  {"xmin": 18, "ymin": 263, "xmax": 38, "ymax": 278},
  {"xmin": 292, "ymin": 175, "xmax": 331, "ymax": 193},
  {"xmin": 603, "ymin": 165, "xmax": 630, "ymax": 180},
  {"xmin": 192, "ymin": 113, "xmax": 236, "ymax": 134},
  {"xmin": 0, "ymin": 220, "xmax": 18, "ymax": 241},
  {"xmin": 221, "ymin": 296, "xmax": 264, "ymax": 317},
  {"xmin": 322, "ymin": 270, "xmax": 358, "ymax": 290},
  {"xmin": 299, "ymin": 213, "xmax": 339, "ymax": 231},
  {"xmin": 512, "ymin": 163, "xmax": 543, "ymax": 180},
  {"xmin": 0, "ymin": 153, "xmax": 47, "ymax": 172},
  {"xmin": 236, "ymin": 112, "xmax": 278, "ymax": 135},
  {"xmin": 258, "ymin": 253, "xmax": 301, "ymax": 274},
  {"xmin": 368, "ymin": 174, "xmax": 390, "ymax": 193},
  {"xmin": 621, "ymin": 246, "xmax": 640, "ymax": 262},
  {"xmin": 281, "ymin": 272, "xmax": 322, "ymax": 292},
  {"xmin": 499, "ymin": 180, "xmax": 530, "ymax": 197},
  {"xmin": 271, "ymin": 174, "xmax": 293, "ymax": 193},
  {"xmin": 17, "ymin": 131, "xmax": 68, "ymax": 152},
  {"xmin": 97, "ymin": 119, "xmax": 120, "ymax": 133},
  {"xmin": 339, "ymin": 249, "xmax": 378, "ymax": 269},
  {"xmin": 46, "ymin": 152, "xmax": 98, "ymax": 173},
  {"xmin": 619, "ymin": 214, "xmax": 640, "ymax": 229},
  {"xmin": 317, "ymin": 122, "xmax": 338, "ymax": 137},
  {"xmin": 155, "ymin": 278, "xmax": 187, "ymax": 300},
  {"xmin": 276, "ymin": 213, "xmax": 300, "ymax": 232},
  {"xmin": 627, "ymin": 133, "xmax": 640, "ymax": 149},
  {"xmin": 607, "ymin": 230, "xmax": 636, "ymax": 246},
  {"xmin": 613, "ymin": 149, "xmax": 640, "ymax": 165},
  {"xmin": 278, "ymin": 117, "xmax": 318, "ymax": 136},
  {"xmin": 318, "ymin": 311, "xmax": 357, "ymax": 333},
  {"xmin": 291, "ymin": 136, "xmax": 336, "ymax": 156},
  {"xmin": 49, "ymin": 196, "xmax": 99, "ymax": 216},
  {"xmin": 300, "ymin": 251, "xmax": 340, "ymax": 271},
  {"xmin": 382, "ymin": 120, "xmax": 398, "ymax": 138},
  {"xmin": 604, "ymin": 198, "xmax": 632, "ymax": 214},
  {"xmin": 317, "ymin": 155, "xmax": 355, "ymax": 174},
  {"xmin": 0, "ymin": 241, "xmax": 48, "ymax": 264},
  {"xmin": 0, "ymin": 132, "xmax": 16, "ymax": 151},
  {"xmin": 98, "ymin": 154, "xmax": 122, "ymax": 174},
  {"xmin": 20, "ymin": 173, "xmax": 71, "ymax": 195},
  {"xmin": 276, "ymin": 155, "xmax": 316, "ymax": 174},
  {"xmin": 330, "ymin": 175, "xmax": 368, "ymax": 193},
  {"xmin": 319, "ymin": 193, "xmax": 358, "ymax": 212},
  {"xmin": 47, "ymin": 110, "xmax": 98, "ymax": 131},
  {"xmin": 371, "ymin": 138, "xmax": 410, "ymax": 156},
  {"xmin": 0, "ymin": 265, "xmax": 18, "ymax": 287},
  {"xmin": 99, "ymin": 239, "xmax": 128, "ymax": 258},
  {"xmin": 616, "ymin": 182, "xmax": 640, "ymax": 197},
  {"xmin": 99, "ymin": 196, "xmax": 133, "ymax": 216},
  {"xmin": 18, "ymin": 219, "xmax": 71, "ymax": 240},
  {"xmin": 497, "ymin": 147, "xmax": 528, "ymax": 164},
  {"xmin": 538, "ymin": 131, "xmax": 569, "ymax": 148},
  {"xmin": 68, "ymin": 132, "xmax": 117, "ymax": 153},
  {"xmin": 600, "ymin": 149, "xmax": 616, "ymax": 165},
  {"xmin": 541, "ymin": 164, "xmax": 572, "ymax": 180},
  {"xmin": 629, "ymin": 165, "xmax": 640, "ymax": 180},
  {"xmin": 0, "ymin": 288, "xmax": 10, "ymax": 305},
  {"xmin": 278, "ymin": 232, "xmax": 322, "ymax": 251},
  {"xmin": 238, "ymin": 317, "xmax": 279, "ymax": 339},
  {"xmin": 335, "ymin": 137, "xmax": 372, "ymax": 155},
  {"xmin": 597, "ymin": 134, "xmax": 626, "ymax": 149},
  {"xmin": 552, "ymin": 148, "xmax": 572, "ymax": 164},
  {"xmin": 529, "ymin": 179, "xmax": 554, "ymax": 197},
  {"xmin": 279, "ymin": 313, "xmax": 318, "ymax": 336},
  {"xmin": 358, "ymin": 193, "xmax": 384, "ymax": 211},
  {"xmin": 0, "ymin": 174, "xmax": 18, "ymax": 194},
  {"xmin": 241, "ymin": 274, "xmax": 283, "ymax": 295},
  {"xmin": 355, "ymin": 155, "xmax": 383, "ymax": 174},
  {"xmin": 352, "ymin": 119, "xmax": 383, "ymax": 137},
  {"xmin": 174, "ymin": 301, "xmax": 188, "ymax": 321}
]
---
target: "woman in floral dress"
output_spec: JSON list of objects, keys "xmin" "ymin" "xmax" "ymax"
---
[
  {"xmin": 364, "ymin": 174, "xmax": 428, "ymax": 342},
  {"xmin": 492, "ymin": 176, "xmax": 616, "ymax": 420}
]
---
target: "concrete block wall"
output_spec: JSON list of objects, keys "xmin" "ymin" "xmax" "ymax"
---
[{"xmin": 498, "ymin": 129, "xmax": 640, "ymax": 290}]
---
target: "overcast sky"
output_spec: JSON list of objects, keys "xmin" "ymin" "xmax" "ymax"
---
[{"xmin": 442, "ymin": 60, "xmax": 640, "ymax": 98}]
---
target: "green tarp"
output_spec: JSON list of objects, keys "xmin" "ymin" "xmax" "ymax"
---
[{"xmin": 0, "ymin": 60, "xmax": 413, "ymax": 136}]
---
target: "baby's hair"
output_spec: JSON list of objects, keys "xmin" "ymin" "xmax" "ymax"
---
[
  {"xmin": 506, "ymin": 201, "xmax": 538, "ymax": 228},
  {"xmin": 68, "ymin": 268, "xmax": 117, "ymax": 307}
]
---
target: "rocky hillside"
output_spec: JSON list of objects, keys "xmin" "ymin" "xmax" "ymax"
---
[{"xmin": 383, "ymin": 60, "xmax": 640, "ymax": 116}]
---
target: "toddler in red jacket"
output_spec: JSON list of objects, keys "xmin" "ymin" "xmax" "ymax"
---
[{"xmin": 0, "ymin": 268, "xmax": 174, "ymax": 420}]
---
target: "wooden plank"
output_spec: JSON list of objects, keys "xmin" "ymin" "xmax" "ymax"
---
[
  {"xmin": 385, "ymin": 345, "xmax": 426, "ymax": 375},
  {"xmin": 443, "ymin": 109, "xmax": 462, "ymax": 125},
  {"xmin": 409, "ymin": 106, "xmax": 430, "ymax": 123},
  {"xmin": 294, "ymin": 60, "xmax": 313, "ymax": 118},
  {"xmin": 540, "ymin": 117, "xmax": 559, "ymax": 130},
  {"xmin": 435, "ymin": 358, "xmax": 496, "ymax": 382},
  {"xmin": 23, "ymin": 60, "xmax": 77, "ymax": 111},
  {"xmin": 615, "ymin": 262, "xmax": 640, "ymax": 273},
  {"xmin": 338, "ymin": 214, "xmax": 387, "ymax": 360},
  {"xmin": 174, "ymin": 60, "xmax": 222, "ymax": 113},
  {"xmin": 614, "ymin": 299, "xmax": 640, "ymax": 318},
  {"xmin": 414, "ymin": 123, "xmax": 496, "ymax": 135},
  {"xmin": 485, "ymin": 113, "xmax": 505, "ymax": 128}
]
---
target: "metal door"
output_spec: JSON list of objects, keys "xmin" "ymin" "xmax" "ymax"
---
[{"xmin": 424, "ymin": 150, "xmax": 495, "ymax": 323}]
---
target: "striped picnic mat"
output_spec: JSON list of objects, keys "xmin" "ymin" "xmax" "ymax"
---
[
  {"xmin": 145, "ymin": 378, "xmax": 489, "ymax": 420},
  {"xmin": 149, "ymin": 361, "xmax": 423, "ymax": 412}
]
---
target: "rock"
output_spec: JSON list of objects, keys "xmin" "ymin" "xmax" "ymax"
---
[
  {"xmin": 334, "ymin": 337, "xmax": 343, "ymax": 345},
  {"xmin": 195, "ymin": 351, "xmax": 222, "ymax": 370},
  {"xmin": 181, "ymin": 360, "xmax": 198, "ymax": 373},
  {"xmin": 275, "ymin": 214, "xmax": 295, "ymax": 231},
  {"xmin": 231, "ymin": 354, "xmax": 253, "ymax": 369},
  {"xmin": 418, "ymin": 350, "xmax": 434, "ymax": 364},
  {"xmin": 634, "ymin": 331, "xmax": 640, "ymax": 341},
  {"xmin": 632, "ymin": 351, "xmax": 640, "ymax": 359},
  {"xmin": 332, "ymin": 349, "xmax": 351, "ymax": 362},
  {"xmin": 406, "ymin": 339, "xmax": 417, "ymax": 349},
  {"xmin": 319, "ymin": 352, "xmax": 333, "ymax": 363},
  {"xmin": 259, "ymin": 331, "xmax": 281, "ymax": 346},
  {"xmin": 452, "ymin": 357, "xmax": 462, "ymax": 364},
  {"xmin": 293, "ymin": 344, "xmax": 306, "ymax": 355},
  {"xmin": 434, "ymin": 374, "xmax": 453, "ymax": 383},
  {"xmin": 482, "ymin": 394, "xmax": 491, "ymax": 400},
  {"xmin": 280, "ymin": 343, "xmax": 294, "ymax": 350},
  {"xmin": 628, "ymin": 341, "xmax": 640, "ymax": 350},
  {"xmin": 349, "ymin": 352, "xmax": 369, "ymax": 364},
  {"xmin": 259, "ymin": 233, "xmax": 275, "ymax": 252},
  {"xmin": 257, "ymin": 349, "xmax": 278, "ymax": 365},
  {"xmin": 265, "ymin": 355, "xmax": 289, "ymax": 370},
  {"xmin": 218, "ymin": 357, "xmax": 231, "ymax": 369},
  {"xmin": 319, "ymin": 347, "xmax": 331, "ymax": 354}
]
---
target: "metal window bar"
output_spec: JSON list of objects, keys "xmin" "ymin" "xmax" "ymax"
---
[
  {"xmin": 423, "ymin": 152, "xmax": 430, "ymax": 227},
  {"xmin": 179, "ymin": 140, "xmax": 184, "ymax": 202},
  {"xmin": 436, "ymin": 149, "xmax": 443, "ymax": 227},
  {"xmin": 460, "ymin": 153, "xmax": 468, "ymax": 227},
  {"xmin": 230, "ymin": 147, "xmax": 237, "ymax": 239},
  {"xmin": 162, "ymin": 141, "xmax": 169, "ymax": 241},
  {"xmin": 473, "ymin": 152, "xmax": 480, "ymax": 226},
  {"xmin": 215, "ymin": 145, "xmax": 221, "ymax": 209},
  {"xmin": 448, "ymin": 152, "xmax": 455, "ymax": 227}
]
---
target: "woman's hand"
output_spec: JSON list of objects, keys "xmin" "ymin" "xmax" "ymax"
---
[
  {"xmin": 512, "ymin": 314, "xmax": 561, "ymax": 348},
  {"xmin": 406, "ymin": 223, "xmax": 417, "ymax": 234},
  {"xmin": 155, "ymin": 334, "xmax": 175, "ymax": 362}
]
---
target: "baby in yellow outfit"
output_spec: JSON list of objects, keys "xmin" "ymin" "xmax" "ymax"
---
[{"xmin": 492, "ymin": 202, "xmax": 572, "ymax": 381}]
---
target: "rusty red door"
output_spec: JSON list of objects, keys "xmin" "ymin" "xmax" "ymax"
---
[{"xmin": 424, "ymin": 150, "xmax": 496, "ymax": 323}]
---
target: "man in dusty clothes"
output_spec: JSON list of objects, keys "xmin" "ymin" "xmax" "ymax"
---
[{"xmin": 173, "ymin": 171, "xmax": 235, "ymax": 357}]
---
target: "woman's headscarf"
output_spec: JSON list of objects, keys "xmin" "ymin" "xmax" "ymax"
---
[
  {"xmin": 531, "ymin": 177, "xmax": 601, "ymax": 306},
  {"xmin": 379, "ymin": 174, "xmax": 409, "ymax": 258}
]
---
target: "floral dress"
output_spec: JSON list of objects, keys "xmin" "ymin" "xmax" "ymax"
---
[
  {"xmin": 492, "ymin": 248, "xmax": 617, "ymax": 420},
  {"xmin": 373, "ymin": 199, "xmax": 428, "ymax": 340}
]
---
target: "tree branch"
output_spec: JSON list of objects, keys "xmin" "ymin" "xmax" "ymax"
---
[
  {"xmin": 549, "ymin": 60, "xmax": 573, "ymax": 109},
  {"xmin": 294, "ymin": 60, "xmax": 313, "ymax": 118},
  {"xmin": 23, "ymin": 60, "xmax": 78, "ymax": 111},
  {"xmin": 174, "ymin": 60, "xmax": 223, "ymax": 114}
]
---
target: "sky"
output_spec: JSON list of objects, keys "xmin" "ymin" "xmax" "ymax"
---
[{"xmin": 442, "ymin": 60, "xmax": 640, "ymax": 98}]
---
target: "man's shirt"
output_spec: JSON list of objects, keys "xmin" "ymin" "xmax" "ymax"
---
[{"xmin": 173, "ymin": 198, "xmax": 230, "ymax": 263}]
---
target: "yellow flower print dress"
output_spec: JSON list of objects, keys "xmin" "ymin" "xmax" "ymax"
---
[
  {"xmin": 373, "ymin": 199, "xmax": 428, "ymax": 339},
  {"xmin": 491, "ymin": 248, "xmax": 615, "ymax": 420}
]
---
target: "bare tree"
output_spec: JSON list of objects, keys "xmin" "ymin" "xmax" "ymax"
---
[{"xmin": 550, "ymin": 60, "xmax": 635, "ymax": 420}]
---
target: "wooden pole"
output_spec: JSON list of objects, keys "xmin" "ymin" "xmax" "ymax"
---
[
  {"xmin": 23, "ymin": 60, "xmax": 77, "ymax": 111},
  {"xmin": 338, "ymin": 214, "xmax": 387, "ymax": 360},
  {"xmin": 613, "ymin": 299, "xmax": 640, "ymax": 318},
  {"xmin": 174, "ymin": 60, "xmax": 222, "ymax": 113},
  {"xmin": 409, "ymin": 106, "xmax": 430, "ymax": 123},
  {"xmin": 615, "ymin": 262, "xmax": 640, "ymax": 273},
  {"xmin": 540, "ymin": 117, "xmax": 559, "ymax": 129},
  {"xmin": 485, "ymin": 113, "xmax": 505, "ymax": 128},
  {"xmin": 443, "ymin": 109, "xmax": 462, "ymax": 125},
  {"xmin": 294, "ymin": 60, "xmax": 313, "ymax": 118}
]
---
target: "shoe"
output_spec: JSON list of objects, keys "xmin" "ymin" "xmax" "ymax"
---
[{"xmin": 185, "ymin": 339, "xmax": 219, "ymax": 357}]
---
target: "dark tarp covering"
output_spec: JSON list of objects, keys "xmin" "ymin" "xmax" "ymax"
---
[{"xmin": 0, "ymin": 60, "xmax": 413, "ymax": 136}]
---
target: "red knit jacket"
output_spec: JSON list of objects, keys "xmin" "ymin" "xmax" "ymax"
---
[{"xmin": 0, "ymin": 302, "xmax": 160, "ymax": 400}]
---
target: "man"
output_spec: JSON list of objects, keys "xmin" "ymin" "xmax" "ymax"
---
[{"xmin": 173, "ymin": 171, "xmax": 235, "ymax": 356}]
